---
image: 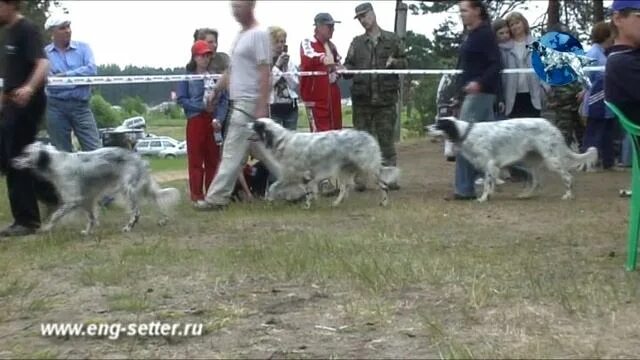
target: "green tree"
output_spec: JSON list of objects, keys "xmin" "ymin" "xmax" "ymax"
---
[
  {"xmin": 120, "ymin": 96, "xmax": 147, "ymax": 117},
  {"xmin": 90, "ymin": 94, "xmax": 120, "ymax": 128}
]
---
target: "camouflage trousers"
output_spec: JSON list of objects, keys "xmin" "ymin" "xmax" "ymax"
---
[
  {"xmin": 551, "ymin": 108, "xmax": 585, "ymax": 149},
  {"xmin": 352, "ymin": 104, "xmax": 397, "ymax": 166}
]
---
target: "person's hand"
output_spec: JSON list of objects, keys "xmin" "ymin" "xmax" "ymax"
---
[
  {"xmin": 322, "ymin": 55, "xmax": 334, "ymax": 66},
  {"xmin": 254, "ymin": 105, "xmax": 268, "ymax": 119},
  {"xmin": 12, "ymin": 85, "xmax": 34, "ymax": 107},
  {"xmin": 212, "ymin": 118, "xmax": 222, "ymax": 131},
  {"xmin": 275, "ymin": 52, "xmax": 289, "ymax": 69},
  {"xmin": 464, "ymin": 81, "xmax": 481, "ymax": 94},
  {"xmin": 386, "ymin": 56, "xmax": 395, "ymax": 68},
  {"xmin": 498, "ymin": 102, "xmax": 505, "ymax": 114}
]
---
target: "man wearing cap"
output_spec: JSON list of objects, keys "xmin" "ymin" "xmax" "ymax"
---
[
  {"xmin": 44, "ymin": 14, "xmax": 101, "ymax": 152},
  {"xmin": 299, "ymin": 12, "xmax": 343, "ymax": 132},
  {"xmin": 344, "ymin": 2, "xmax": 407, "ymax": 190},
  {"xmin": 0, "ymin": 0, "xmax": 60, "ymax": 237}
]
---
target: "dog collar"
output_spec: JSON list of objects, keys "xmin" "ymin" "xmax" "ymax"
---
[{"xmin": 458, "ymin": 122, "xmax": 475, "ymax": 143}]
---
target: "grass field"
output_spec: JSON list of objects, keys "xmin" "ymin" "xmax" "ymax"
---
[{"xmin": 0, "ymin": 133, "xmax": 639, "ymax": 358}]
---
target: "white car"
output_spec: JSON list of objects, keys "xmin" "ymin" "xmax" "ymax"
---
[
  {"xmin": 134, "ymin": 138, "xmax": 179, "ymax": 156},
  {"xmin": 158, "ymin": 141, "xmax": 187, "ymax": 159}
]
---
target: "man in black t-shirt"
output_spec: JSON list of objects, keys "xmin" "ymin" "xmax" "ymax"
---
[{"xmin": 0, "ymin": 0, "xmax": 59, "ymax": 237}]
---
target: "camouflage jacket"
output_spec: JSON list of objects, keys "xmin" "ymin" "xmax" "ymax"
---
[
  {"xmin": 344, "ymin": 29, "xmax": 407, "ymax": 106},
  {"xmin": 545, "ymin": 81, "xmax": 583, "ymax": 112}
]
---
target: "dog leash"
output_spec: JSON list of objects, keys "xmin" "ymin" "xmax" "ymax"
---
[{"xmin": 458, "ymin": 122, "xmax": 475, "ymax": 143}]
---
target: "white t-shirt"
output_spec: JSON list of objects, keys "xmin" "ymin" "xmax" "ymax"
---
[
  {"xmin": 514, "ymin": 40, "xmax": 529, "ymax": 93},
  {"xmin": 229, "ymin": 26, "xmax": 271, "ymax": 100}
]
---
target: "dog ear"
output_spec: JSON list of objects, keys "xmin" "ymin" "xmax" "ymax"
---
[
  {"xmin": 35, "ymin": 149, "xmax": 51, "ymax": 171},
  {"xmin": 264, "ymin": 129, "xmax": 275, "ymax": 149},
  {"xmin": 252, "ymin": 120, "xmax": 267, "ymax": 142},
  {"xmin": 436, "ymin": 119, "xmax": 460, "ymax": 142}
]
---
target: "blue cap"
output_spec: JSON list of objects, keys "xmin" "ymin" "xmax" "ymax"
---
[{"xmin": 611, "ymin": 0, "xmax": 640, "ymax": 11}]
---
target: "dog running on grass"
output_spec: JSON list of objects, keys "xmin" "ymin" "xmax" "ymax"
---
[
  {"xmin": 12, "ymin": 142, "xmax": 180, "ymax": 235},
  {"xmin": 249, "ymin": 117, "xmax": 400, "ymax": 208},
  {"xmin": 427, "ymin": 116, "xmax": 598, "ymax": 202}
]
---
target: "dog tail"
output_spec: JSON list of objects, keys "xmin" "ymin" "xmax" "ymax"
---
[
  {"xmin": 149, "ymin": 180, "xmax": 181, "ymax": 211},
  {"xmin": 379, "ymin": 166, "xmax": 400, "ymax": 185},
  {"xmin": 568, "ymin": 146, "xmax": 598, "ymax": 171}
]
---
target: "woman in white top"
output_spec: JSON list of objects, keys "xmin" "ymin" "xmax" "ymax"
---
[
  {"xmin": 268, "ymin": 26, "xmax": 299, "ymax": 131},
  {"xmin": 500, "ymin": 12, "xmax": 544, "ymax": 118}
]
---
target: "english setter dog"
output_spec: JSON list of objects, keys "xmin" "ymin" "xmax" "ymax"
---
[
  {"xmin": 427, "ymin": 117, "xmax": 598, "ymax": 202},
  {"xmin": 12, "ymin": 142, "xmax": 180, "ymax": 234},
  {"xmin": 250, "ymin": 118, "xmax": 400, "ymax": 208}
]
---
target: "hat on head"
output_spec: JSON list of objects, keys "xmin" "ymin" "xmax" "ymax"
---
[
  {"xmin": 44, "ymin": 14, "xmax": 71, "ymax": 31},
  {"xmin": 609, "ymin": 0, "xmax": 640, "ymax": 14},
  {"xmin": 191, "ymin": 40, "xmax": 213, "ymax": 56},
  {"xmin": 354, "ymin": 2, "xmax": 373, "ymax": 19},
  {"xmin": 314, "ymin": 12, "xmax": 340, "ymax": 26}
]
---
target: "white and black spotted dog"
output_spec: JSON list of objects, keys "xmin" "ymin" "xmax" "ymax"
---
[
  {"xmin": 250, "ymin": 118, "xmax": 400, "ymax": 208},
  {"xmin": 12, "ymin": 142, "xmax": 180, "ymax": 235},
  {"xmin": 427, "ymin": 116, "xmax": 598, "ymax": 202}
]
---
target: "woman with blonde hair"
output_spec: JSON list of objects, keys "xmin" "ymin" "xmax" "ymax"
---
[
  {"xmin": 268, "ymin": 26, "xmax": 299, "ymax": 131},
  {"xmin": 501, "ymin": 12, "xmax": 544, "ymax": 119}
]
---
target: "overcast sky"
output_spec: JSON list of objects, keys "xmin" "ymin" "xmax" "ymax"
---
[{"xmin": 54, "ymin": 1, "xmax": 552, "ymax": 69}]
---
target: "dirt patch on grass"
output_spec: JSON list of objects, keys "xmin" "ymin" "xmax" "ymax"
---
[{"xmin": 0, "ymin": 138, "xmax": 639, "ymax": 358}]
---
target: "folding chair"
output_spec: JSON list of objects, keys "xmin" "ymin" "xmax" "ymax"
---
[{"xmin": 605, "ymin": 101, "xmax": 639, "ymax": 271}]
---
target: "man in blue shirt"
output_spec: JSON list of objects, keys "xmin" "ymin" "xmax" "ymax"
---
[{"xmin": 44, "ymin": 15, "xmax": 101, "ymax": 152}]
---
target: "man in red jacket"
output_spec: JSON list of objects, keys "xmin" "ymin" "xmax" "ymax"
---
[{"xmin": 299, "ymin": 12, "xmax": 343, "ymax": 132}]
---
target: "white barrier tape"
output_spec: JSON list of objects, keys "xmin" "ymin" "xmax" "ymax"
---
[{"xmin": 0, "ymin": 66, "xmax": 605, "ymax": 87}]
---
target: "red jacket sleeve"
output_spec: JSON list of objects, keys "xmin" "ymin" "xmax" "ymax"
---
[{"xmin": 300, "ymin": 38, "xmax": 325, "ymax": 70}]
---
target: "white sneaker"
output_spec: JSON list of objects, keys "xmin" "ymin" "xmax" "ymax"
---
[{"xmin": 192, "ymin": 200, "xmax": 210, "ymax": 209}]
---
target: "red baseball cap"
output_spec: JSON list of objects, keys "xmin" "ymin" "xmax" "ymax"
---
[{"xmin": 192, "ymin": 40, "xmax": 213, "ymax": 56}]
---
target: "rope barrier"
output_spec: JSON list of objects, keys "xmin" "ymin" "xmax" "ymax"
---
[{"xmin": 0, "ymin": 66, "xmax": 605, "ymax": 87}]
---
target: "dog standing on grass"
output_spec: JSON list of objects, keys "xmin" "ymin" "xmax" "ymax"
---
[
  {"xmin": 250, "ymin": 117, "xmax": 400, "ymax": 208},
  {"xmin": 12, "ymin": 142, "xmax": 180, "ymax": 234},
  {"xmin": 427, "ymin": 116, "xmax": 598, "ymax": 202}
]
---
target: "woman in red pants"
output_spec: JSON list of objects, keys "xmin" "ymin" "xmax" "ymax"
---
[{"xmin": 177, "ymin": 40, "xmax": 225, "ymax": 207}]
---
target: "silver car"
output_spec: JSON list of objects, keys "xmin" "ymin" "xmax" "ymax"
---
[{"xmin": 134, "ymin": 138, "xmax": 179, "ymax": 156}]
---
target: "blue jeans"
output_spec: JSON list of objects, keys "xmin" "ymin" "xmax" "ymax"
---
[
  {"xmin": 46, "ymin": 97, "xmax": 101, "ymax": 152},
  {"xmin": 582, "ymin": 117, "xmax": 616, "ymax": 168},
  {"xmin": 454, "ymin": 93, "xmax": 496, "ymax": 197},
  {"xmin": 622, "ymin": 133, "xmax": 633, "ymax": 167}
]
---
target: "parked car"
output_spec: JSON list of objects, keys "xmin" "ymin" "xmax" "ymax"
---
[
  {"xmin": 134, "ymin": 138, "xmax": 179, "ymax": 156},
  {"xmin": 158, "ymin": 141, "xmax": 187, "ymax": 159},
  {"xmin": 115, "ymin": 116, "xmax": 146, "ymax": 132},
  {"xmin": 99, "ymin": 128, "xmax": 145, "ymax": 149}
]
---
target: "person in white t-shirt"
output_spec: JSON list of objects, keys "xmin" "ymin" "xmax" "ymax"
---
[{"xmin": 197, "ymin": 0, "xmax": 281, "ymax": 211}]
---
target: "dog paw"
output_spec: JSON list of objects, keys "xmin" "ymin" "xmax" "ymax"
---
[
  {"xmin": 477, "ymin": 196, "xmax": 488, "ymax": 203},
  {"xmin": 516, "ymin": 193, "xmax": 533, "ymax": 199},
  {"xmin": 80, "ymin": 230, "xmax": 91, "ymax": 236},
  {"xmin": 121, "ymin": 226, "xmax": 132, "ymax": 233},
  {"xmin": 157, "ymin": 218, "xmax": 168, "ymax": 226},
  {"xmin": 39, "ymin": 224, "xmax": 53, "ymax": 233},
  {"xmin": 561, "ymin": 193, "xmax": 574, "ymax": 200}
]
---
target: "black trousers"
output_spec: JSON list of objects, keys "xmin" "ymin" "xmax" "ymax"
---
[
  {"xmin": 508, "ymin": 93, "xmax": 541, "ymax": 118},
  {"xmin": 0, "ymin": 95, "xmax": 60, "ymax": 228}
]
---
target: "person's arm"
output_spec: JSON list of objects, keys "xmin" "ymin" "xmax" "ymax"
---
[
  {"xmin": 283, "ymin": 60, "xmax": 300, "ymax": 90},
  {"xmin": 341, "ymin": 39, "xmax": 357, "ymax": 80},
  {"xmin": 12, "ymin": 24, "xmax": 49, "ymax": 107},
  {"xmin": 477, "ymin": 31, "xmax": 502, "ymax": 93},
  {"xmin": 254, "ymin": 30, "xmax": 272, "ymax": 118},
  {"xmin": 62, "ymin": 43, "xmax": 97, "ymax": 76},
  {"xmin": 387, "ymin": 36, "xmax": 408, "ymax": 69},
  {"xmin": 300, "ymin": 38, "xmax": 327, "ymax": 69},
  {"xmin": 176, "ymin": 80, "xmax": 205, "ymax": 114}
]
